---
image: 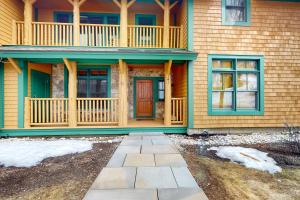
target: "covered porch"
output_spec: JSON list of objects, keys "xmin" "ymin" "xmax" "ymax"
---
[{"xmin": 1, "ymin": 46, "xmax": 196, "ymax": 129}]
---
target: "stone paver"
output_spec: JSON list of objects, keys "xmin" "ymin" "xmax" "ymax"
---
[
  {"xmin": 124, "ymin": 154, "xmax": 155, "ymax": 167},
  {"xmin": 84, "ymin": 132, "xmax": 208, "ymax": 200},
  {"xmin": 155, "ymin": 154, "xmax": 187, "ymax": 167},
  {"xmin": 84, "ymin": 189, "xmax": 158, "ymax": 200},
  {"xmin": 91, "ymin": 167, "xmax": 136, "ymax": 189},
  {"xmin": 142, "ymin": 144, "xmax": 178, "ymax": 154},
  {"xmin": 135, "ymin": 167, "xmax": 178, "ymax": 189},
  {"xmin": 158, "ymin": 188, "xmax": 209, "ymax": 200},
  {"xmin": 172, "ymin": 167, "xmax": 199, "ymax": 188}
]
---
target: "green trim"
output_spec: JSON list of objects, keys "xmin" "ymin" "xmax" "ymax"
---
[
  {"xmin": 64, "ymin": 66, "xmax": 69, "ymax": 98},
  {"xmin": 0, "ymin": 127, "xmax": 187, "ymax": 136},
  {"xmin": 187, "ymin": 0, "xmax": 194, "ymax": 128},
  {"xmin": 0, "ymin": 62, "xmax": 4, "ymax": 128},
  {"xmin": 222, "ymin": 0, "xmax": 251, "ymax": 26},
  {"xmin": 54, "ymin": 12, "xmax": 120, "ymax": 24},
  {"xmin": 207, "ymin": 54, "xmax": 264, "ymax": 116},
  {"xmin": 133, "ymin": 77, "xmax": 163, "ymax": 119},
  {"xmin": 0, "ymin": 50, "xmax": 197, "ymax": 61},
  {"xmin": 18, "ymin": 60, "xmax": 28, "ymax": 128},
  {"xmin": 135, "ymin": 14, "xmax": 157, "ymax": 25}
]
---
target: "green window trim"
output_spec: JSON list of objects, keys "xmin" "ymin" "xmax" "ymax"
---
[
  {"xmin": 0, "ymin": 62, "xmax": 4, "ymax": 128},
  {"xmin": 208, "ymin": 54, "xmax": 264, "ymax": 116},
  {"xmin": 54, "ymin": 12, "xmax": 120, "ymax": 24},
  {"xmin": 133, "ymin": 77, "xmax": 163, "ymax": 119},
  {"xmin": 135, "ymin": 14, "xmax": 157, "ymax": 25},
  {"xmin": 77, "ymin": 66, "xmax": 111, "ymax": 98},
  {"xmin": 222, "ymin": 0, "xmax": 251, "ymax": 26},
  {"xmin": 18, "ymin": 60, "xmax": 28, "ymax": 128}
]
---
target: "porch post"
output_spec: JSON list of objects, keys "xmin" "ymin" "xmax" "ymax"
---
[
  {"xmin": 155, "ymin": 0, "xmax": 178, "ymax": 48},
  {"xmin": 119, "ymin": 59, "xmax": 128, "ymax": 126},
  {"xmin": 64, "ymin": 58, "xmax": 77, "ymax": 127},
  {"xmin": 113, "ymin": 0, "xmax": 136, "ymax": 47},
  {"xmin": 23, "ymin": 0, "xmax": 36, "ymax": 45},
  {"xmin": 68, "ymin": 0, "xmax": 87, "ymax": 46},
  {"xmin": 164, "ymin": 60, "xmax": 172, "ymax": 126}
]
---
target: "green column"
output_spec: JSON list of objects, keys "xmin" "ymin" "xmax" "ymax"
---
[
  {"xmin": 187, "ymin": 0, "xmax": 194, "ymax": 128},
  {"xmin": 18, "ymin": 60, "xmax": 28, "ymax": 128},
  {"xmin": 0, "ymin": 62, "xmax": 4, "ymax": 128}
]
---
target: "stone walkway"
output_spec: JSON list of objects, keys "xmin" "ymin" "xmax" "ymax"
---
[{"xmin": 83, "ymin": 132, "xmax": 208, "ymax": 200}]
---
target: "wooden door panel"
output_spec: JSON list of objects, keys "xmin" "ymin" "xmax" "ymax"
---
[{"xmin": 136, "ymin": 80, "xmax": 153, "ymax": 118}]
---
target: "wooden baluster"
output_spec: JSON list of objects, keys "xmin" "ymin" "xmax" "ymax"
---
[
  {"xmin": 104, "ymin": 100, "xmax": 107, "ymax": 122},
  {"xmin": 30, "ymin": 99, "xmax": 33, "ymax": 124},
  {"xmin": 100, "ymin": 100, "xmax": 103, "ymax": 122}
]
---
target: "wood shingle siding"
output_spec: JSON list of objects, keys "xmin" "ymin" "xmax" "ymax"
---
[
  {"xmin": 0, "ymin": 0, "xmax": 23, "ymax": 45},
  {"xmin": 4, "ymin": 63, "xmax": 18, "ymax": 128},
  {"xmin": 193, "ymin": 0, "xmax": 300, "ymax": 128}
]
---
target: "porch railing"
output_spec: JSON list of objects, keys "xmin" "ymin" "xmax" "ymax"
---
[
  {"xmin": 79, "ymin": 24, "xmax": 120, "ymax": 47},
  {"xmin": 12, "ymin": 21, "xmax": 183, "ymax": 48},
  {"xmin": 128, "ymin": 25, "xmax": 164, "ymax": 48},
  {"xmin": 76, "ymin": 98, "xmax": 119, "ymax": 125},
  {"xmin": 171, "ymin": 97, "xmax": 187, "ymax": 125},
  {"xmin": 26, "ymin": 97, "xmax": 69, "ymax": 126}
]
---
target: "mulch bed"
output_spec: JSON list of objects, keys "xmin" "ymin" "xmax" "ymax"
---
[{"xmin": 0, "ymin": 142, "xmax": 119, "ymax": 200}]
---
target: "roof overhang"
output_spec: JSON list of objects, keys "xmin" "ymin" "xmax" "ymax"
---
[{"xmin": 0, "ymin": 46, "xmax": 198, "ymax": 64}]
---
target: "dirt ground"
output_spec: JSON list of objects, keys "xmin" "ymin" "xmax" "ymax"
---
[
  {"xmin": 182, "ymin": 145, "xmax": 300, "ymax": 200},
  {"xmin": 0, "ymin": 142, "xmax": 118, "ymax": 200}
]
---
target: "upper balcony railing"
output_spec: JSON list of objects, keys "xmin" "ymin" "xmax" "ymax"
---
[{"xmin": 12, "ymin": 21, "xmax": 184, "ymax": 49}]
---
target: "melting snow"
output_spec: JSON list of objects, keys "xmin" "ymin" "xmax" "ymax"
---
[
  {"xmin": 209, "ymin": 146, "xmax": 282, "ymax": 174},
  {"xmin": 0, "ymin": 139, "xmax": 93, "ymax": 167}
]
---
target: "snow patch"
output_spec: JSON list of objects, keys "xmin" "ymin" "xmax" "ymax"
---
[
  {"xmin": 0, "ymin": 139, "xmax": 93, "ymax": 167},
  {"xmin": 209, "ymin": 146, "xmax": 282, "ymax": 174}
]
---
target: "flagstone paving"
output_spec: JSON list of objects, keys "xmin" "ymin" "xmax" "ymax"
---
[{"xmin": 83, "ymin": 132, "xmax": 209, "ymax": 200}]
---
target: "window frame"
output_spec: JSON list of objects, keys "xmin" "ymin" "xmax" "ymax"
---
[
  {"xmin": 158, "ymin": 79, "xmax": 165, "ymax": 101},
  {"xmin": 77, "ymin": 66, "xmax": 111, "ymax": 98},
  {"xmin": 208, "ymin": 55, "xmax": 264, "ymax": 116},
  {"xmin": 221, "ymin": 0, "xmax": 251, "ymax": 26}
]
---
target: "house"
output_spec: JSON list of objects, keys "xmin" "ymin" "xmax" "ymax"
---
[{"xmin": 0, "ymin": 0, "xmax": 299, "ymax": 136}]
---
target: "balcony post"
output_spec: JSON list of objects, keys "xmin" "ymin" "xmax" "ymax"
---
[
  {"xmin": 118, "ymin": 59, "xmax": 128, "ymax": 126},
  {"xmin": 164, "ymin": 60, "xmax": 172, "ymax": 126},
  {"xmin": 23, "ymin": 0, "xmax": 36, "ymax": 45},
  {"xmin": 64, "ymin": 58, "xmax": 77, "ymax": 127}
]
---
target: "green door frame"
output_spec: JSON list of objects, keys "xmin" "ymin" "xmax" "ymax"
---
[
  {"xmin": 133, "ymin": 76, "xmax": 163, "ymax": 119},
  {"xmin": 30, "ymin": 69, "xmax": 51, "ymax": 98}
]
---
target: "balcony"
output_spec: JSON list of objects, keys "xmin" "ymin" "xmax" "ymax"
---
[{"xmin": 12, "ymin": 21, "xmax": 183, "ymax": 48}]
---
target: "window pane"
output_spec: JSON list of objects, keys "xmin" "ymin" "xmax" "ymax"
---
[
  {"xmin": 107, "ymin": 16, "xmax": 119, "ymax": 24},
  {"xmin": 158, "ymin": 91, "xmax": 164, "ymax": 100},
  {"xmin": 237, "ymin": 92, "xmax": 256, "ymax": 109},
  {"xmin": 212, "ymin": 73, "xmax": 222, "ymax": 90},
  {"xmin": 226, "ymin": 8, "xmax": 245, "ymax": 22},
  {"xmin": 90, "ymin": 79, "xmax": 107, "ymax": 97},
  {"xmin": 248, "ymin": 73, "xmax": 257, "ymax": 90},
  {"xmin": 237, "ymin": 73, "xmax": 247, "ymax": 90},
  {"xmin": 77, "ymin": 79, "xmax": 87, "ymax": 97},
  {"xmin": 212, "ymin": 60, "xmax": 232, "ymax": 68},
  {"xmin": 158, "ymin": 81, "xmax": 164, "ymax": 90},
  {"xmin": 212, "ymin": 92, "xmax": 232, "ymax": 109},
  {"xmin": 78, "ymin": 70, "xmax": 87, "ymax": 76},
  {"xmin": 237, "ymin": 60, "xmax": 257, "ymax": 69},
  {"xmin": 223, "ymin": 74, "xmax": 233, "ymax": 90},
  {"xmin": 90, "ymin": 70, "xmax": 107, "ymax": 76}
]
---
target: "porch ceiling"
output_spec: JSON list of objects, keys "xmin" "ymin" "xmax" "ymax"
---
[{"xmin": 0, "ymin": 46, "xmax": 197, "ymax": 64}]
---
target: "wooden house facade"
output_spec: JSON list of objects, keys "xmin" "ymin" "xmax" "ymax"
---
[{"xmin": 0, "ymin": 0, "xmax": 299, "ymax": 136}]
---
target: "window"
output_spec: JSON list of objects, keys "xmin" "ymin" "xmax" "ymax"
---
[
  {"xmin": 222, "ymin": 0, "xmax": 250, "ymax": 26},
  {"xmin": 208, "ymin": 55, "xmax": 264, "ymax": 115},
  {"xmin": 77, "ymin": 68, "xmax": 110, "ymax": 98},
  {"xmin": 158, "ymin": 80, "xmax": 165, "ymax": 101}
]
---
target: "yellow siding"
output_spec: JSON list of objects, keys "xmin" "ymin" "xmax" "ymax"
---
[
  {"xmin": 28, "ymin": 63, "xmax": 52, "ymax": 97},
  {"xmin": 193, "ymin": 0, "xmax": 300, "ymax": 128},
  {"xmin": 0, "ymin": 0, "xmax": 23, "ymax": 45},
  {"xmin": 4, "ymin": 63, "xmax": 18, "ymax": 128},
  {"xmin": 172, "ymin": 63, "xmax": 187, "ymax": 98}
]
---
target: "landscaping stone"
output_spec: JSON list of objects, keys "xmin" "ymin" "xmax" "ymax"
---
[
  {"xmin": 91, "ymin": 167, "xmax": 136, "ymax": 189},
  {"xmin": 135, "ymin": 167, "xmax": 177, "ymax": 189},
  {"xmin": 158, "ymin": 188, "xmax": 209, "ymax": 200},
  {"xmin": 84, "ymin": 189, "xmax": 158, "ymax": 200},
  {"xmin": 155, "ymin": 154, "xmax": 187, "ymax": 167},
  {"xmin": 142, "ymin": 145, "xmax": 178, "ymax": 154},
  {"xmin": 123, "ymin": 154, "xmax": 155, "ymax": 167},
  {"xmin": 172, "ymin": 167, "xmax": 199, "ymax": 188}
]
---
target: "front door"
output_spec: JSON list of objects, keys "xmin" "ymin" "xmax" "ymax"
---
[
  {"xmin": 31, "ymin": 70, "xmax": 50, "ymax": 98},
  {"xmin": 136, "ymin": 79, "xmax": 153, "ymax": 118}
]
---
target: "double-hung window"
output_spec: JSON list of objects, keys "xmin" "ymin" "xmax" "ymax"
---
[
  {"xmin": 77, "ymin": 68, "xmax": 110, "ymax": 98},
  {"xmin": 222, "ymin": 0, "xmax": 250, "ymax": 26},
  {"xmin": 208, "ymin": 55, "xmax": 264, "ymax": 115}
]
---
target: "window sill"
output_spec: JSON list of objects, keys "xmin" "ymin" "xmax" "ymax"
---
[
  {"xmin": 208, "ymin": 109, "xmax": 264, "ymax": 116},
  {"xmin": 222, "ymin": 21, "xmax": 251, "ymax": 27}
]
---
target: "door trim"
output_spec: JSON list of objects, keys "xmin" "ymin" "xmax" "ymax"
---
[{"xmin": 133, "ymin": 76, "xmax": 163, "ymax": 119}]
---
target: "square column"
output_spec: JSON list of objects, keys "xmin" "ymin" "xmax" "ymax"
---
[{"xmin": 164, "ymin": 60, "xmax": 172, "ymax": 126}]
